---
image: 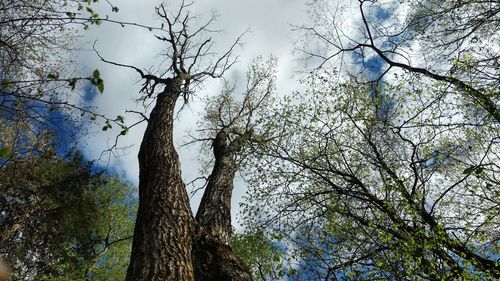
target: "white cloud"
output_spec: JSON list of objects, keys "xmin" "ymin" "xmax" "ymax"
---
[{"xmin": 75, "ymin": 0, "xmax": 310, "ymax": 223}]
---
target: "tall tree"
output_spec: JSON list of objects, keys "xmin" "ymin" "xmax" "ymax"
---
[
  {"xmin": 191, "ymin": 57, "xmax": 276, "ymax": 280},
  {"xmin": 240, "ymin": 2, "xmax": 499, "ymax": 277},
  {"xmin": 194, "ymin": 57, "xmax": 276, "ymax": 244},
  {"xmin": 97, "ymin": 2, "xmax": 256, "ymax": 280}
]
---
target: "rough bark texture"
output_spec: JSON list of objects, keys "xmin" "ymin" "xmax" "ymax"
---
[
  {"xmin": 126, "ymin": 78, "xmax": 195, "ymax": 281},
  {"xmin": 195, "ymin": 129, "xmax": 237, "ymax": 244},
  {"xmin": 126, "ymin": 76, "xmax": 252, "ymax": 280},
  {"xmin": 193, "ymin": 129, "xmax": 252, "ymax": 281},
  {"xmin": 192, "ymin": 229, "xmax": 252, "ymax": 281}
]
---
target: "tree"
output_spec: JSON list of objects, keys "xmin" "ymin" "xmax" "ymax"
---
[
  {"xmin": 233, "ymin": 1, "xmax": 499, "ymax": 278},
  {"xmin": 0, "ymin": 117, "xmax": 135, "ymax": 281},
  {"xmin": 231, "ymin": 231, "xmax": 289, "ymax": 281},
  {"xmin": 298, "ymin": 0, "xmax": 499, "ymax": 122},
  {"xmin": 96, "ymin": 2, "xmax": 258, "ymax": 280},
  {"xmin": 192, "ymin": 57, "xmax": 276, "ymax": 243},
  {"xmin": 0, "ymin": 4, "xmax": 150, "ymax": 278},
  {"xmin": 80, "ymin": 177, "xmax": 135, "ymax": 281},
  {"xmin": 241, "ymin": 72, "xmax": 499, "ymax": 279},
  {"xmin": 0, "ymin": 0, "xmax": 153, "ymax": 144},
  {"xmin": 191, "ymin": 57, "xmax": 276, "ymax": 280}
]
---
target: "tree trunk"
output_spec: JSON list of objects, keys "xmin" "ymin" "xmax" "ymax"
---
[
  {"xmin": 192, "ymin": 229, "xmax": 252, "ymax": 281},
  {"xmin": 193, "ymin": 129, "xmax": 252, "ymax": 281},
  {"xmin": 126, "ymin": 78, "xmax": 252, "ymax": 280},
  {"xmin": 126, "ymin": 78, "xmax": 195, "ymax": 281},
  {"xmin": 195, "ymin": 129, "xmax": 237, "ymax": 244}
]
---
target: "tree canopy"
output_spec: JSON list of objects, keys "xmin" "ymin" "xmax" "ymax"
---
[
  {"xmin": 0, "ymin": 118, "xmax": 135, "ymax": 281},
  {"xmin": 236, "ymin": 0, "xmax": 499, "ymax": 279},
  {"xmin": 1, "ymin": 0, "xmax": 498, "ymax": 280}
]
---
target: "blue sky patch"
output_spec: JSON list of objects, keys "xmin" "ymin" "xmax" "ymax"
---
[{"xmin": 83, "ymin": 83, "xmax": 99, "ymax": 103}]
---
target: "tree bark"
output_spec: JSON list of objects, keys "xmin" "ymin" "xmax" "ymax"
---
[
  {"xmin": 195, "ymin": 129, "xmax": 237, "ymax": 244},
  {"xmin": 126, "ymin": 78, "xmax": 195, "ymax": 281},
  {"xmin": 126, "ymin": 76, "xmax": 252, "ymax": 280},
  {"xmin": 192, "ymin": 229, "xmax": 252, "ymax": 281},
  {"xmin": 193, "ymin": 129, "xmax": 252, "ymax": 281}
]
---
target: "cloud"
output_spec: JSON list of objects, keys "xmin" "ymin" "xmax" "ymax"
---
[{"xmin": 75, "ymin": 0, "xmax": 310, "ymax": 222}]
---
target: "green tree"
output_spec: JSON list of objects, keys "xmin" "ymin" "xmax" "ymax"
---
[
  {"xmin": 298, "ymin": 0, "xmax": 499, "ymax": 122},
  {"xmin": 231, "ymin": 231, "xmax": 290, "ymax": 281},
  {"xmin": 233, "ymin": 1, "xmax": 500, "ymax": 278},
  {"xmin": 0, "ymin": 118, "xmax": 135, "ymax": 281},
  {"xmin": 240, "ymin": 73, "xmax": 499, "ymax": 279}
]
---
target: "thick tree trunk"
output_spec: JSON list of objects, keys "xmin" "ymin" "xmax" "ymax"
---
[
  {"xmin": 126, "ymin": 78, "xmax": 195, "ymax": 281},
  {"xmin": 126, "ymin": 77, "xmax": 251, "ymax": 280},
  {"xmin": 193, "ymin": 129, "xmax": 252, "ymax": 281}
]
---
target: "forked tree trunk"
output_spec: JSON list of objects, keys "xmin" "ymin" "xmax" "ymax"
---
[
  {"xmin": 126, "ymin": 78, "xmax": 251, "ymax": 281},
  {"xmin": 126, "ymin": 78, "xmax": 195, "ymax": 281}
]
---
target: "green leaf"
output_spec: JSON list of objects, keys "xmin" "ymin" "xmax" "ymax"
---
[
  {"xmin": 97, "ymin": 81, "xmax": 104, "ymax": 93},
  {"xmin": 102, "ymin": 121, "xmax": 112, "ymax": 131},
  {"xmin": 0, "ymin": 146, "xmax": 11, "ymax": 158},
  {"xmin": 463, "ymin": 166, "xmax": 475, "ymax": 174},
  {"xmin": 93, "ymin": 69, "xmax": 100, "ymax": 79}
]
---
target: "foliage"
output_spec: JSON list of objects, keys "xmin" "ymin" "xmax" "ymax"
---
[
  {"xmin": 231, "ymin": 231, "xmax": 291, "ymax": 281},
  {"xmin": 189, "ymin": 56, "xmax": 277, "ymax": 178},
  {"xmin": 2, "ymin": 0, "xmax": 498, "ymax": 280},
  {"xmin": 299, "ymin": 0, "xmax": 499, "ymax": 122},
  {"xmin": 0, "ymin": 0, "xmax": 127, "ymax": 139},
  {"xmin": 240, "ymin": 71, "xmax": 499, "ymax": 279},
  {"xmin": 232, "ymin": 1, "xmax": 500, "ymax": 279},
  {"xmin": 0, "ymin": 118, "xmax": 135, "ymax": 281}
]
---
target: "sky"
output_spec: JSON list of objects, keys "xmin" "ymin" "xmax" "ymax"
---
[
  {"xmin": 73, "ymin": 0, "xmax": 401, "ymax": 224},
  {"xmin": 60, "ymin": 1, "xmax": 500, "ymax": 278},
  {"xmin": 74, "ymin": 0, "xmax": 311, "ymax": 222}
]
